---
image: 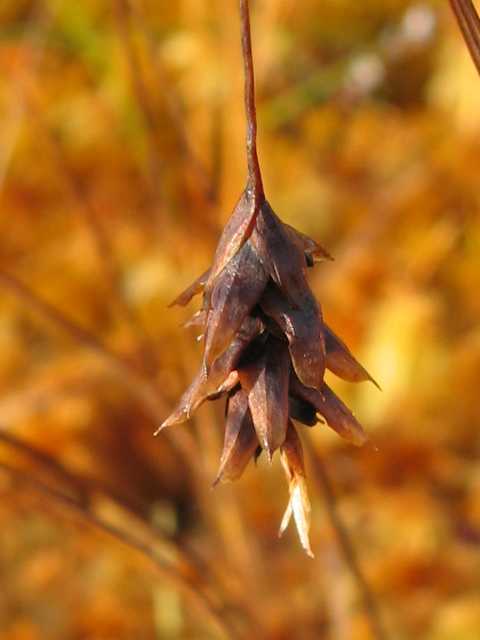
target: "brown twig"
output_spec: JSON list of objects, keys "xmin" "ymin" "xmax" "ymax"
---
[
  {"xmin": 449, "ymin": 0, "xmax": 480, "ymax": 76},
  {"xmin": 304, "ymin": 434, "xmax": 387, "ymax": 640},
  {"xmin": 239, "ymin": 0, "xmax": 264, "ymax": 200}
]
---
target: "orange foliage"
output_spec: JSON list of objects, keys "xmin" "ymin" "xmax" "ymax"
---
[{"xmin": 1, "ymin": 1, "xmax": 480, "ymax": 639}]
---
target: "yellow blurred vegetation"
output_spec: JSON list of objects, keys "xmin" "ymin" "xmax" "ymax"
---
[{"xmin": 1, "ymin": 0, "xmax": 480, "ymax": 638}]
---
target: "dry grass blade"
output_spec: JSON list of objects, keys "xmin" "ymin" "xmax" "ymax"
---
[
  {"xmin": 0, "ymin": 269, "xmax": 208, "ymax": 487},
  {"xmin": 4, "ymin": 0, "xmax": 480, "ymax": 637},
  {"xmin": 110, "ymin": 0, "xmax": 165, "ymax": 206},
  {"xmin": 304, "ymin": 432, "xmax": 387, "ymax": 640},
  {"xmin": 13, "ymin": 79, "xmax": 158, "ymax": 375},
  {"xmin": 0, "ymin": 0, "xmax": 57, "ymax": 193},
  {"xmin": 124, "ymin": 0, "xmax": 218, "ymax": 209},
  {"xmin": 449, "ymin": 0, "xmax": 480, "ymax": 75},
  {"xmin": 0, "ymin": 455, "xmax": 243, "ymax": 640}
]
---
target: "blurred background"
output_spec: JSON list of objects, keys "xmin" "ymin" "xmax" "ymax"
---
[{"xmin": 1, "ymin": 0, "xmax": 480, "ymax": 638}]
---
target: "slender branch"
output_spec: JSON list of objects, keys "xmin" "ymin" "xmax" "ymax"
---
[
  {"xmin": 239, "ymin": 0, "xmax": 264, "ymax": 199},
  {"xmin": 449, "ymin": 0, "xmax": 480, "ymax": 76},
  {"xmin": 304, "ymin": 435, "xmax": 387, "ymax": 640}
]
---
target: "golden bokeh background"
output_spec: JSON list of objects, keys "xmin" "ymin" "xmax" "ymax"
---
[{"xmin": 1, "ymin": 1, "xmax": 480, "ymax": 638}]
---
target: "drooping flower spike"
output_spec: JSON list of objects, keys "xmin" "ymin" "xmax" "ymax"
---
[
  {"xmin": 157, "ymin": 186, "xmax": 377, "ymax": 555},
  {"xmin": 157, "ymin": 0, "xmax": 378, "ymax": 555}
]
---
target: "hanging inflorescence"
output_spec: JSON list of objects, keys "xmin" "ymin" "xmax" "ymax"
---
[{"xmin": 156, "ymin": 0, "xmax": 378, "ymax": 556}]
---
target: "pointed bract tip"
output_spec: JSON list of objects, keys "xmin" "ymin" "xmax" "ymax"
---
[
  {"xmin": 348, "ymin": 429, "xmax": 370, "ymax": 447},
  {"xmin": 266, "ymin": 446, "xmax": 273, "ymax": 465},
  {"xmin": 278, "ymin": 491, "xmax": 314, "ymax": 558},
  {"xmin": 153, "ymin": 422, "xmax": 167, "ymax": 437}
]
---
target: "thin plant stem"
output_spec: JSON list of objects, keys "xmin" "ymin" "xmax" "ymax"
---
[
  {"xmin": 110, "ymin": 0, "xmax": 165, "ymax": 208},
  {"xmin": 0, "ymin": 428, "xmax": 139, "ymax": 515},
  {"xmin": 239, "ymin": 0, "xmax": 264, "ymax": 200},
  {"xmin": 0, "ymin": 0, "xmax": 59, "ymax": 195},
  {"xmin": 15, "ymin": 76, "xmax": 158, "ymax": 375},
  {"xmin": 0, "ymin": 458, "xmax": 243, "ymax": 640},
  {"xmin": 194, "ymin": 400, "xmax": 269, "ymax": 637},
  {"xmin": 0, "ymin": 269, "xmax": 204, "ymax": 484},
  {"xmin": 304, "ymin": 434, "xmax": 387, "ymax": 640},
  {"xmin": 124, "ymin": 0, "xmax": 219, "ymax": 210},
  {"xmin": 449, "ymin": 0, "xmax": 480, "ymax": 75},
  {"xmin": 111, "ymin": 0, "xmax": 219, "ymax": 233},
  {"xmin": 0, "ymin": 268, "xmax": 269, "ymax": 634},
  {"xmin": 0, "ymin": 429, "xmax": 245, "ymax": 612}
]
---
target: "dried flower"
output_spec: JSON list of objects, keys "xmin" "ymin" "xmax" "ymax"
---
[
  {"xmin": 158, "ymin": 0, "xmax": 378, "ymax": 556},
  {"xmin": 157, "ymin": 186, "xmax": 377, "ymax": 556}
]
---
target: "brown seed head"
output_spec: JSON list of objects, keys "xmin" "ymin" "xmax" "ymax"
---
[{"xmin": 161, "ymin": 187, "xmax": 377, "ymax": 554}]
